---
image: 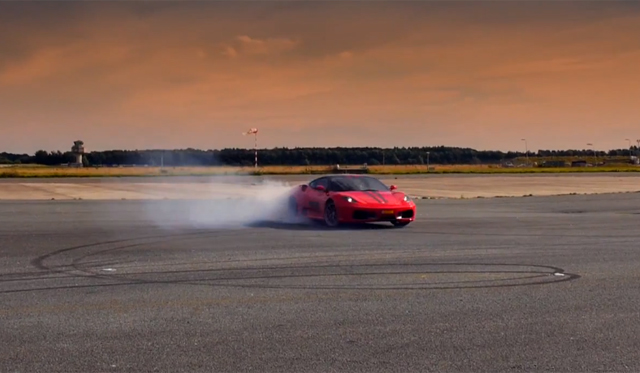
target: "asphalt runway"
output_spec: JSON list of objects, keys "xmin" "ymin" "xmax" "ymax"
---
[
  {"xmin": 2, "ymin": 173, "xmax": 640, "ymax": 200},
  {"xmin": 2, "ymin": 193, "xmax": 640, "ymax": 372}
]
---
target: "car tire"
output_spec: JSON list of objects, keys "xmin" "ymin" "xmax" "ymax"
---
[
  {"xmin": 323, "ymin": 200, "xmax": 339, "ymax": 227},
  {"xmin": 288, "ymin": 197, "xmax": 299, "ymax": 217}
]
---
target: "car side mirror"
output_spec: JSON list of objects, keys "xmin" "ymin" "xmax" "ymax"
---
[
  {"xmin": 390, "ymin": 185, "xmax": 397, "ymax": 191},
  {"xmin": 315, "ymin": 185, "xmax": 326, "ymax": 192}
]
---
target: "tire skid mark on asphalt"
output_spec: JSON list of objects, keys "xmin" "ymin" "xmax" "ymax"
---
[
  {"xmin": 0, "ymin": 230, "xmax": 247, "ymax": 294},
  {"xmin": 70, "ymin": 248, "xmax": 432, "ymax": 272},
  {"xmin": 6, "ymin": 262, "xmax": 579, "ymax": 295},
  {"xmin": 0, "ymin": 273, "xmax": 85, "ymax": 282},
  {"xmin": 13, "ymin": 218, "xmax": 584, "ymax": 296},
  {"xmin": 29, "ymin": 229, "xmax": 244, "ymax": 275},
  {"xmin": 25, "ymin": 229, "xmax": 581, "ymax": 293},
  {"xmin": 73, "ymin": 260, "xmax": 562, "ymax": 278}
]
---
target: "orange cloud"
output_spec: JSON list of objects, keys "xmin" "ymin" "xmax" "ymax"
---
[
  {"xmin": 234, "ymin": 35, "xmax": 299, "ymax": 55},
  {"xmin": 0, "ymin": 2, "xmax": 639, "ymax": 153},
  {"xmin": 219, "ymin": 35, "xmax": 299, "ymax": 58}
]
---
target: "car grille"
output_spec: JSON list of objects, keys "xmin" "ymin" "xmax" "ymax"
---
[
  {"xmin": 400, "ymin": 210, "xmax": 414, "ymax": 218},
  {"xmin": 352, "ymin": 209, "xmax": 414, "ymax": 220},
  {"xmin": 353, "ymin": 210, "xmax": 377, "ymax": 220}
]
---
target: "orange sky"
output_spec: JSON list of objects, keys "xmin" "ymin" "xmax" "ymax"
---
[{"xmin": 1, "ymin": 1, "xmax": 639, "ymax": 153}]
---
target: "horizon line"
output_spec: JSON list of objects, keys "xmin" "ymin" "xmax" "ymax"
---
[{"xmin": 3, "ymin": 144, "xmax": 639, "ymax": 156}]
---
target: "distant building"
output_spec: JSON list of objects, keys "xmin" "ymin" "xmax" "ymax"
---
[
  {"xmin": 71, "ymin": 140, "xmax": 85, "ymax": 167},
  {"xmin": 571, "ymin": 160, "xmax": 588, "ymax": 167}
]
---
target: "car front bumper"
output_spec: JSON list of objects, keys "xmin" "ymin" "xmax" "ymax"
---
[{"xmin": 337, "ymin": 204, "xmax": 416, "ymax": 223}]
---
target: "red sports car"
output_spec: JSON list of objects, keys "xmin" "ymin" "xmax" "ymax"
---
[{"xmin": 287, "ymin": 174, "xmax": 416, "ymax": 227}]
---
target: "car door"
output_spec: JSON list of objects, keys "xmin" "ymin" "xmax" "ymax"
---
[{"xmin": 306, "ymin": 177, "xmax": 329, "ymax": 216}]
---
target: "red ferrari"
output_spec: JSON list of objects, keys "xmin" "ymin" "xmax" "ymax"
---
[{"xmin": 287, "ymin": 174, "xmax": 416, "ymax": 227}]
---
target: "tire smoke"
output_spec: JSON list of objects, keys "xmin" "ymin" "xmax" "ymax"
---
[{"xmin": 141, "ymin": 178, "xmax": 307, "ymax": 229}]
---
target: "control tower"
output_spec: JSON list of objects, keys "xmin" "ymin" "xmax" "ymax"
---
[{"xmin": 71, "ymin": 140, "xmax": 85, "ymax": 167}]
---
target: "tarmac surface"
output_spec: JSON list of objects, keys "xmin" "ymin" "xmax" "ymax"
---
[
  {"xmin": 1, "ymin": 172, "xmax": 640, "ymax": 200},
  {"xmin": 2, "ymin": 191, "xmax": 640, "ymax": 372}
]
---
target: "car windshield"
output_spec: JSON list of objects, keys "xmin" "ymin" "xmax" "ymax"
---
[{"xmin": 329, "ymin": 176, "xmax": 390, "ymax": 192}]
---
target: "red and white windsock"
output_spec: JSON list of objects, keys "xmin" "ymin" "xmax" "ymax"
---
[{"xmin": 242, "ymin": 128, "xmax": 259, "ymax": 167}]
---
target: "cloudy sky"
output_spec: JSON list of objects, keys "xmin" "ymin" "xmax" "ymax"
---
[{"xmin": 1, "ymin": 1, "xmax": 639, "ymax": 153}]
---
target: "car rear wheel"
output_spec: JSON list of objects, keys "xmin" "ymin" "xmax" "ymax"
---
[
  {"xmin": 323, "ymin": 200, "xmax": 339, "ymax": 227},
  {"xmin": 288, "ymin": 197, "xmax": 298, "ymax": 217}
]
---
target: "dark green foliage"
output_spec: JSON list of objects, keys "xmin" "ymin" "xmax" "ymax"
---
[{"xmin": 0, "ymin": 146, "xmax": 637, "ymax": 166}]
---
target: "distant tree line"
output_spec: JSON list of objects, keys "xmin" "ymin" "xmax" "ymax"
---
[{"xmin": 1, "ymin": 146, "xmax": 638, "ymax": 167}]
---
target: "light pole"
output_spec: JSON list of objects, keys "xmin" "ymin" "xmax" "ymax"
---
[
  {"xmin": 626, "ymin": 139, "xmax": 632, "ymax": 158},
  {"xmin": 521, "ymin": 138, "xmax": 529, "ymax": 166},
  {"xmin": 426, "ymin": 151, "xmax": 430, "ymax": 171}
]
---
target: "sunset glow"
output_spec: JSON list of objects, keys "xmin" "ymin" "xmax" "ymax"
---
[{"xmin": 1, "ymin": 1, "xmax": 639, "ymax": 153}]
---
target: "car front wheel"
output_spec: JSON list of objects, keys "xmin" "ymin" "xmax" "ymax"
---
[{"xmin": 323, "ymin": 200, "xmax": 339, "ymax": 227}]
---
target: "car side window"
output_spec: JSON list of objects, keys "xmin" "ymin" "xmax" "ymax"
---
[
  {"xmin": 318, "ymin": 178, "xmax": 329, "ymax": 189},
  {"xmin": 328, "ymin": 179, "xmax": 343, "ymax": 192},
  {"xmin": 310, "ymin": 177, "xmax": 328, "ymax": 190}
]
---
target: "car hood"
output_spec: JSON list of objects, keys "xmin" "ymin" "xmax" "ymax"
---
[{"xmin": 339, "ymin": 191, "xmax": 405, "ymax": 205}]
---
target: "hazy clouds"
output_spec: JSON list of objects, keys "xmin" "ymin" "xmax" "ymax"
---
[{"xmin": 1, "ymin": 1, "xmax": 639, "ymax": 153}]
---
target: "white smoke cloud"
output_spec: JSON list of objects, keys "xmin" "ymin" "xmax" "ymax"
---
[{"xmin": 140, "ymin": 178, "xmax": 309, "ymax": 229}]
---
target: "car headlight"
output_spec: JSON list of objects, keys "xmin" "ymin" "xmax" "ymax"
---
[
  {"xmin": 343, "ymin": 196, "xmax": 357, "ymax": 203},
  {"xmin": 403, "ymin": 195, "xmax": 411, "ymax": 202}
]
